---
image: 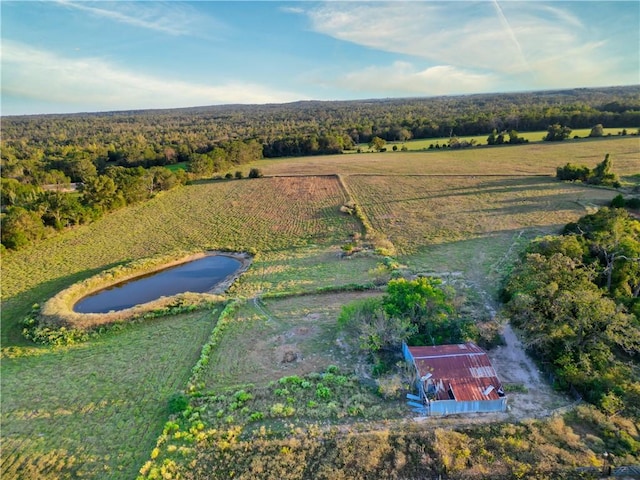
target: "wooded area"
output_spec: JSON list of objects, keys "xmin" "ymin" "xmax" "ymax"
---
[
  {"xmin": 503, "ymin": 208, "xmax": 640, "ymax": 419},
  {"xmin": 2, "ymin": 86, "xmax": 639, "ymax": 250}
]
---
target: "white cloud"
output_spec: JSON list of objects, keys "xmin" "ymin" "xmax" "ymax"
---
[
  {"xmin": 1, "ymin": 41, "xmax": 304, "ymax": 113},
  {"xmin": 55, "ymin": 1, "xmax": 222, "ymax": 37},
  {"xmin": 304, "ymin": 1, "xmax": 637, "ymax": 88},
  {"xmin": 337, "ymin": 61, "xmax": 495, "ymax": 96}
]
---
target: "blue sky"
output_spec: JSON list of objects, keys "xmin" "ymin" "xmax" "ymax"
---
[{"xmin": 2, "ymin": 1, "xmax": 639, "ymax": 115}]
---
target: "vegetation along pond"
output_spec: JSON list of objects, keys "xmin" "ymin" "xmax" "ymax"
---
[{"xmin": 74, "ymin": 255, "xmax": 242, "ymax": 313}]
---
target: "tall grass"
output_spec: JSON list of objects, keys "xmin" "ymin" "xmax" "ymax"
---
[{"xmin": 0, "ymin": 310, "xmax": 217, "ymax": 479}]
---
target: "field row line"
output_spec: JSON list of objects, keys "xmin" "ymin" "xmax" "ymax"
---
[{"xmin": 265, "ymin": 173, "xmax": 553, "ymax": 178}]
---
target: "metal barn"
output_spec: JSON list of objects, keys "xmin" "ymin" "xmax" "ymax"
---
[{"xmin": 403, "ymin": 342, "xmax": 507, "ymax": 416}]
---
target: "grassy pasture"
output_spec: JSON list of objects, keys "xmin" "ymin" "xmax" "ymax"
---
[
  {"xmin": 2, "ymin": 137, "xmax": 640, "ymax": 479},
  {"xmin": 1, "ymin": 176, "xmax": 361, "ymax": 346},
  {"xmin": 354, "ymin": 128, "xmax": 637, "ymax": 151},
  {"xmin": 200, "ymin": 291, "xmax": 382, "ymax": 392},
  {"xmin": 0, "ymin": 311, "xmax": 216, "ymax": 479},
  {"xmin": 164, "ymin": 162, "xmax": 188, "ymax": 172},
  {"xmin": 258, "ymin": 136, "xmax": 640, "ymax": 176},
  {"xmin": 346, "ymin": 175, "xmax": 619, "ymax": 255}
]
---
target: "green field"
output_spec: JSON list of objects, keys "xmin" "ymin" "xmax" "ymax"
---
[
  {"xmin": 354, "ymin": 128, "xmax": 638, "ymax": 152},
  {"xmin": 1, "ymin": 311, "xmax": 217, "ymax": 479},
  {"xmin": 1, "ymin": 136, "xmax": 639, "ymax": 479}
]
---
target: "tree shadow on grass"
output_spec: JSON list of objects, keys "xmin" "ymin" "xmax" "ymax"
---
[{"xmin": 1, "ymin": 261, "xmax": 127, "ymax": 348}]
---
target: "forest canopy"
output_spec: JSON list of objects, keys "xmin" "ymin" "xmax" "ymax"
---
[{"xmin": 503, "ymin": 208, "xmax": 640, "ymax": 419}]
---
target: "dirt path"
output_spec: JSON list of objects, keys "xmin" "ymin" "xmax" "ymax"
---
[{"xmin": 487, "ymin": 322, "xmax": 573, "ymax": 420}]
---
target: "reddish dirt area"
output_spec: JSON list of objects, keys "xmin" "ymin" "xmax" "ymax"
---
[{"xmin": 487, "ymin": 323, "xmax": 574, "ymax": 420}]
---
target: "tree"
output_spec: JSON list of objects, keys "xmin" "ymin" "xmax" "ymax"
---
[
  {"xmin": 1, "ymin": 178, "xmax": 41, "ymax": 208},
  {"xmin": 508, "ymin": 130, "xmax": 527, "ymax": 144},
  {"xmin": 189, "ymin": 153, "xmax": 215, "ymax": 178},
  {"xmin": 486, "ymin": 129, "xmax": 497, "ymax": 145},
  {"xmin": 589, "ymin": 124, "xmax": 604, "ymax": 137},
  {"xmin": 544, "ymin": 124, "xmax": 572, "ymax": 141},
  {"xmin": 248, "ymin": 168, "xmax": 263, "ymax": 178},
  {"xmin": 81, "ymin": 175, "xmax": 123, "ymax": 212},
  {"xmin": 337, "ymin": 297, "xmax": 414, "ymax": 353},
  {"xmin": 556, "ymin": 163, "xmax": 590, "ymax": 182},
  {"xmin": 383, "ymin": 277, "xmax": 464, "ymax": 345},
  {"xmin": 1, "ymin": 206, "xmax": 48, "ymax": 249},
  {"xmin": 368, "ymin": 136, "xmax": 386, "ymax": 152},
  {"xmin": 565, "ymin": 207, "xmax": 639, "ymax": 295},
  {"xmin": 148, "ymin": 166, "xmax": 180, "ymax": 193},
  {"xmin": 588, "ymin": 153, "xmax": 619, "ymax": 187},
  {"xmin": 39, "ymin": 191, "xmax": 88, "ymax": 229}
]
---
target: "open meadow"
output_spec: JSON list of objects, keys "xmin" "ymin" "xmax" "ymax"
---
[
  {"xmin": 257, "ymin": 136, "xmax": 639, "ymax": 177},
  {"xmin": 1, "ymin": 135, "xmax": 639, "ymax": 479},
  {"xmin": 356, "ymin": 128, "xmax": 637, "ymax": 152}
]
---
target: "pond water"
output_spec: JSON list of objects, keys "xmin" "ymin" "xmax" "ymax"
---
[{"xmin": 74, "ymin": 255, "xmax": 242, "ymax": 314}]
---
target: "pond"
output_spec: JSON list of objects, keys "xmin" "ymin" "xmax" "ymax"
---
[{"xmin": 74, "ymin": 255, "xmax": 242, "ymax": 314}]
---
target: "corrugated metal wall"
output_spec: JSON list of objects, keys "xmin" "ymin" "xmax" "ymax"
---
[{"xmin": 429, "ymin": 398, "xmax": 507, "ymax": 416}]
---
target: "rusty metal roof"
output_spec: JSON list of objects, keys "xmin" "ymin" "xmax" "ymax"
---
[{"xmin": 408, "ymin": 342, "xmax": 503, "ymax": 402}]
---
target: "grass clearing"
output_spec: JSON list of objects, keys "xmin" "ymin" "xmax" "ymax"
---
[
  {"xmin": 231, "ymin": 246, "xmax": 381, "ymax": 298},
  {"xmin": 353, "ymin": 128, "xmax": 637, "ymax": 152},
  {"xmin": 346, "ymin": 175, "xmax": 618, "ymax": 254},
  {"xmin": 0, "ymin": 310, "xmax": 217, "ymax": 479},
  {"xmin": 1, "ymin": 176, "xmax": 360, "ymax": 346},
  {"xmin": 2, "ymin": 138, "xmax": 639, "ymax": 479},
  {"xmin": 201, "ymin": 291, "xmax": 382, "ymax": 391},
  {"xmin": 258, "ymin": 136, "xmax": 640, "ymax": 176}
]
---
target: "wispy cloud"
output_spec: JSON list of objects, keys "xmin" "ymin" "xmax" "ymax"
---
[
  {"xmin": 334, "ymin": 61, "xmax": 495, "ymax": 96},
  {"xmin": 55, "ymin": 0, "xmax": 215, "ymax": 36},
  {"xmin": 303, "ymin": 1, "xmax": 637, "ymax": 88},
  {"xmin": 1, "ymin": 41, "xmax": 303, "ymax": 112}
]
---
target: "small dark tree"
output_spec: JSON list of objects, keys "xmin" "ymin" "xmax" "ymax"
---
[
  {"xmin": 508, "ymin": 130, "xmax": 527, "ymax": 144},
  {"xmin": 611, "ymin": 194, "xmax": 626, "ymax": 208},
  {"xmin": 588, "ymin": 153, "xmax": 619, "ymax": 187},
  {"xmin": 556, "ymin": 163, "xmax": 590, "ymax": 182},
  {"xmin": 544, "ymin": 124, "xmax": 572, "ymax": 141},
  {"xmin": 248, "ymin": 168, "xmax": 263, "ymax": 178},
  {"xmin": 234, "ymin": 170, "xmax": 244, "ymax": 179},
  {"xmin": 487, "ymin": 129, "xmax": 497, "ymax": 145},
  {"xmin": 368, "ymin": 136, "xmax": 386, "ymax": 152}
]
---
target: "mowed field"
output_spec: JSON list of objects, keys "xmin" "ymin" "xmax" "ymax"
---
[
  {"xmin": 1, "ymin": 176, "xmax": 362, "ymax": 344},
  {"xmin": 347, "ymin": 175, "xmax": 618, "ymax": 254},
  {"xmin": 1, "ymin": 136, "xmax": 639, "ymax": 479},
  {"xmin": 1, "ymin": 311, "xmax": 217, "ymax": 479},
  {"xmin": 256, "ymin": 136, "xmax": 640, "ymax": 177}
]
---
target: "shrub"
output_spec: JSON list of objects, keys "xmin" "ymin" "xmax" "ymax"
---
[
  {"xmin": 611, "ymin": 194, "xmax": 626, "ymax": 208},
  {"xmin": 234, "ymin": 171, "xmax": 244, "ymax": 179},
  {"xmin": 167, "ymin": 392, "xmax": 190, "ymax": 415},
  {"xmin": 315, "ymin": 384, "xmax": 332, "ymax": 400},
  {"xmin": 627, "ymin": 197, "xmax": 640, "ymax": 209},
  {"xmin": 249, "ymin": 411, "xmax": 264, "ymax": 422},
  {"xmin": 556, "ymin": 163, "xmax": 590, "ymax": 182},
  {"xmin": 234, "ymin": 390, "xmax": 253, "ymax": 403},
  {"xmin": 248, "ymin": 168, "xmax": 263, "ymax": 178}
]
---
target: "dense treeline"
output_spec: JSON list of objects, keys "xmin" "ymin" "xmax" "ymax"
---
[
  {"xmin": 2, "ymin": 86, "xmax": 639, "ymax": 250},
  {"xmin": 503, "ymin": 208, "xmax": 640, "ymax": 419},
  {"xmin": 0, "ymin": 166, "xmax": 187, "ymax": 249},
  {"xmin": 2, "ymin": 86, "xmax": 639, "ymax": 170}
]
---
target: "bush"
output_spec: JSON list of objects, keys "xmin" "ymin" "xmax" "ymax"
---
[
  {"xmin": 611, "ymin": 194, "xmax": 626, "ymax": 208},
  {"xmin": 248, "ymin": 168, "xmax": 263, "ymax": 178},
  {"xmin": 315, "ymin": 384, "xmax": 332, "ymax": 400},
  {"xmin": 234, "ymin": 171, "xmax": 244, "ymax": 179},
  {"xmin": 627, "ymin": 197, "xmax": 640, "ymax": 209},
  {"xmin": 556, "ymin": 163, "xmax": 590, "ymax": 182},
  {"xmin": 167, "ymin": 392, "xmax": 189, "ymax": 414}
]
